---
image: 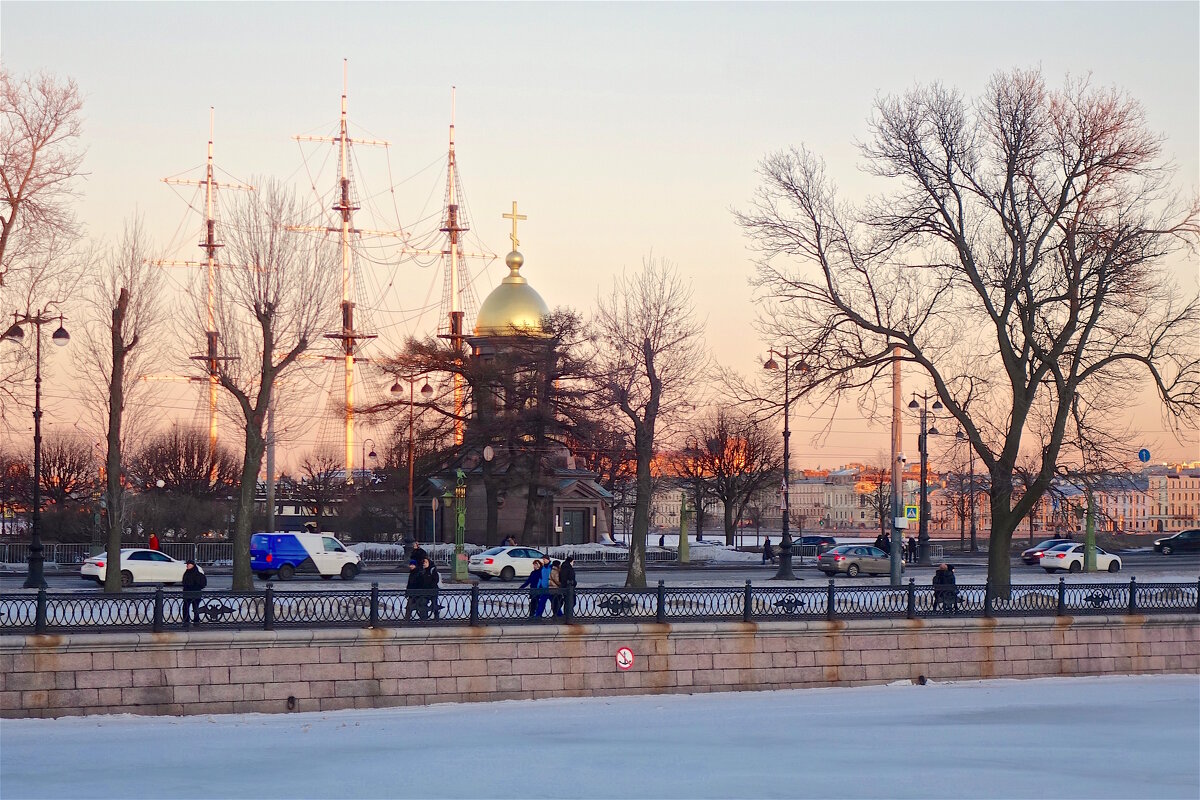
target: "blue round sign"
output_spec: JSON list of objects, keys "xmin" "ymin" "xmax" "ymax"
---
[{"xmin": 1138, "ymin": 448, "xmax": 1151, "ymax": 463}]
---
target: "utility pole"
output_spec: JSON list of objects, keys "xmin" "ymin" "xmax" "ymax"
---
[{"xmin": 889, "ymin": 345, "xmax": 903, "ymax": 585}]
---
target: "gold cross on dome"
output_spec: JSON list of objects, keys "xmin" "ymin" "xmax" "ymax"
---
[{"xmin": 502, "ymin": 200, "xmax": 527, "ymax": 251}]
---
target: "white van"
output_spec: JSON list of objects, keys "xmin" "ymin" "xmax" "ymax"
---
[{"xmin": 250, "ymin": 531, "xmax": 362, "ymax": 580}]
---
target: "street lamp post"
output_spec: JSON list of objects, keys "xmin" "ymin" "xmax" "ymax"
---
[
  {"xmin": 955, "ymin": 429, "xmax": 977, "ymax": 553},
  {"xmin": 907, "ymin": 392, "xmax": 941, "ymax": 565},
  {"xmin": 764, "ymin": 347, "xmax": 808, "ymax": 581},
  {"xmin": 360, "ymin": 438, "xmax": 377, "ymax": 487},
  {"xmin": 391, "ymin": 377, "xmax": 433, "ymax": 538},
  {"xmin": 3, "ymin": 308, "xmax": 70, "ymax": 589}
]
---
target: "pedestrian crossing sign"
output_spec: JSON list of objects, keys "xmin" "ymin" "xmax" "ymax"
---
[{"xmin": 905, "ymin": 505, "xmax": 919, "ymax": 521}]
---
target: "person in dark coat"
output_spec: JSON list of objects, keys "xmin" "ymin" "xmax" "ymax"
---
[
  {"xmin": 906, "ymin": 537, "xmax": 917, "ymax": 563},
  {"xmin": 409, "ymin": 541, "xmax": 429, "ymax": 568},
  {"xmin": 423, "ymin": 557, "xmax": 441, "ymax": 620},
  {"xmin": 559, "ymin": 556, "xmax": 577, "ymax": 618},
  {"xmin": 405, "ymin": 559, "xmax": 426, "ymax": 621},
  {"xmin": 762, "ymin": 538, "xmax": 776, "ymax": 564},
  {"xmin": 519, "ymin": 560, "xmax": 543, "ymax": 617},
  {"xmin": 181, "ymin": 560, "xmax": 207, "ymax": 629},
  {"xmin": 933, "ymin": 563, "xmax": 957, "ymax": 612}
]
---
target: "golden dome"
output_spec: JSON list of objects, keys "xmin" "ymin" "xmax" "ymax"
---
[{"xmin": 474, "ymin": 250, "xmax": 550, "ymax": 336}]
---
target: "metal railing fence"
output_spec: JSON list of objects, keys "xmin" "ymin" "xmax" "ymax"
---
[{"xmin": 2, "ymin": 576, "xmax": 1195, "ymax": 635}]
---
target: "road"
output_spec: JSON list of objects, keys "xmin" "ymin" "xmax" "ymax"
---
[{"xmin": 4, "ymin": 551, "xmax": 1196, "ymax": 591}]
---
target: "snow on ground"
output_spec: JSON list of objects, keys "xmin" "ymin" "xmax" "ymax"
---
[{"xmin": 1, "ymin": 675, "xmax": 1195, "ymax": 800}]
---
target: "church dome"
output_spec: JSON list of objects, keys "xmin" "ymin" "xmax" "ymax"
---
[{"xmin": 474, "ymin": 250, "xmax": 550, "ymax": 336}]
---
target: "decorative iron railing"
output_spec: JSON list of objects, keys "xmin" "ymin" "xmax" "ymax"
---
[{"xmin": 1, "ymin": 577, "xmax": 1195, "ymax": 635}]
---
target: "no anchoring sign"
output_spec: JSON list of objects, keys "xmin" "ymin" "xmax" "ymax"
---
[{"xmin": 615, "ymin": 647, "xmax": 635, "ymax": 671}]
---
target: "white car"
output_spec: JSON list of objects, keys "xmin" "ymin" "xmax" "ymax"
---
[
  {"xmin": 468, "ymin": 546, "xmax": 548, "ymax": 581},
  {"xmin": 1039, "ymin": 543, "xmax": 1122, "ymax": 573},
  {"xmin": 81, "ymin": 548, "xmax": 203, "ymax": 587}
]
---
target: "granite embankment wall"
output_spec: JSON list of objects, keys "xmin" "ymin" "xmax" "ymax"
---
[{"xmin": 2, "ymin": 615, "xmax": 1197, "ymax": 718}]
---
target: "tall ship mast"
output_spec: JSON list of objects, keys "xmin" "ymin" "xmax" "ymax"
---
[
  {"xmin": 159, "ymin": 109, "xmax": 251, "ymax": 454},
  {"xmin": 292, "ymin": 61, "xmax": 392, "ymax": 483}
]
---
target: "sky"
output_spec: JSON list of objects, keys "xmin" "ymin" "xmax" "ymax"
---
[
  {"xmin": 2, "ymin": 1, "xmax": 1198, "ymax": 467},
  {"xmin": 2, "ymin": 674, "xmax": 1197, "ymax": 798}
]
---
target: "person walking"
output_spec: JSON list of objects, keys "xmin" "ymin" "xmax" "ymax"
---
[
  {"xmin": 181, "ymin": 559, "xmax": 206, "ymax": 629},
  {"xmin": 409, "ymin": 540, "xmax": 429, "ymax": 568},
  {"xmin": 559, "ymin": 555, "xmax": 577, "ymax": 618},
  {"xmin": 405, "ymin": 558, "xmax": 425, "ymax": 621},
  {"xmin": 933, "ymin": 563, "xmax": 957, "ymax": 612},
  {"xmin": 148, "ymin": 532, "xmax": 160, "ymax": 551},
  {"xmin": 906, "ymin": 536, "xmax": 917, "ymax": 562},
  {"xmin": 762, "ymin": 537, "xmax": 775, "ymax": 565},
  {"xmin": 519, "ymin": 560, "xmax": 543, "ymax": 617},
  {"xmin": 423, "ymin": 557, "xmax": 441, "ymax": 620},
  {"xmin": 533, "ymin": 559, "xmax": 553, "ymax": 618},
  {"xmin": 944, "ymin": 564, "xmax": 958, "ymax": 612},
  {"xmin": 548, "ymin": 560, "xmax": 564, "ymax": 617}
]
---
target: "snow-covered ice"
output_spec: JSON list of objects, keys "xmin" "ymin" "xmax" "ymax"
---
[{"xmin": 1, "ymin": 675, "xmax": 1196, "ymax": 799}]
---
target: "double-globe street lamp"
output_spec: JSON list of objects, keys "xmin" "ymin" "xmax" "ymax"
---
[
  {"xmin": 3, "ymin": 308, "xmax": 70, "ymax": 589},
  {"xmin": 763, "ymin": 347, "xmax": 809, "ymax": 581},
  {"xmin": 391, "ymin": 377, "xmax": 434, "ymax": 538},
  {"xmin": 907, "ymin": 392, "xmax": 941, "ymax": 565}
]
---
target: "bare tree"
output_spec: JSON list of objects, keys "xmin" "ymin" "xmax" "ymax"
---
[
  {"xmin": 126, "ymin": 426, "xmax": 240, "ymax": 498},
  {"xmin": 0, "ymin": 69, "xmax": 85, "ymax": 286},
  {"xmin": 738, "ymin": 69, "xmax": 1200, "ymax": 592},
  {"xmin": 74, "ymin": 218, "xmax": 165, "ymax": 591},
  {"xmin": 592, "ymin": 257, "xmax": 705, "ymax": 587},
  {"xmin": 202, "ymin": 178, "xmax": 337, "ymax": 589},
  {"xmin": 297, "ymin": 448, "xmax": 345, "ymax": 533},
  {"xmin": 692, "ymin": 408, "xmax": 782, "ymax": 544}
]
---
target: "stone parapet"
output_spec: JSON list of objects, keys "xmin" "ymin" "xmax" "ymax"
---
[{"xmin": 2, "ymin": 615, "xmax": 1197, "ymax": 718}]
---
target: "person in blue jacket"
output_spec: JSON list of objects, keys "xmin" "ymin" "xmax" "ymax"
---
[
  {"xmin": 519, "ymin": 560, "xmax": 543, "ymax": 618},
  {"xmin": 533, "ymin": 559, "xmax": 553, "ymax": 617}
]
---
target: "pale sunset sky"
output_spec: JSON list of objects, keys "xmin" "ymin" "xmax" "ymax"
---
[{"xmin": 2, "ymin": 2, "xmax": 1198, "ymax": 468}]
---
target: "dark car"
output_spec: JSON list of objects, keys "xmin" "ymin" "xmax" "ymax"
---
[
  {"xmin": 1021, "ymin": 538, "xmax": 1074, "ymax": 565},
  {"xmin": 800, "ymin": 535, "xmax": 837, "ymax": 554},
  {"xmin": 1154, "ymin": 529, "xmax": 1200, "ymax": 555}
]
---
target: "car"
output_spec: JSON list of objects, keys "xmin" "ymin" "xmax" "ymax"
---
[
  {"xmin": 1021, "ymin": 538, "xmax": 1075, "ymax": 565},
  {"xmin": 250, "ymin": 532, "xmax": 361, "ymax": 580},
  {"xmin": 1039, "ymin": 543, "xmax": 1122, "ymax": 573},
  {"xmin": 80, "ymin": 548, "xmax": 203, "ymax": 587},
  {"xmin": 467, "ymin": 546, "xmax": 548, "ymax": 581},
  {"xmin": 817, "ymin": 544, "xmax": 899, "ymax": 577},
  {"xmin": 800, "ymin": 535, "xmax": 838, "ymax": 554},
  {"xmin": 1154, "ymin": 529, "xmax": 1200, "ymax": 555}
]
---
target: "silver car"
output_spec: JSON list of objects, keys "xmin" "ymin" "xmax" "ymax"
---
[{"xmin": 817, "ymin": 544, "xmax": 897, "ymax": 578}]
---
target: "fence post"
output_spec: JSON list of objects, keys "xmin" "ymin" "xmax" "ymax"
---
[
  {"xmin": 263, "ymin": 584, "xmax": 275, "ymax": 631},
  {"xmin": 469, "ymin": 583, "xmax": 479, "ymax": 627},
  {"xmin": 369, "ymin": 582, "xmax": 379, "ymax": 628},
  {"xmin": 564, "ymin": 586, "xmax": 574, "ymax": 624},
  {"xmin": 656, "ymin": 580, "xmax": 666, "ymax": 624},
  {"xmin": 826, "ymin": 579, "xmax": 836, "ymax": 621},
  {"xmin": 1056, "ymin": 577, "xmax": 1066, "ymax": 616},
  {"xmin": 742, "ymin": 580, "xmax": 753, "ymax": 623},
  {"xmin": 906, "ymin": 578, "xmax": 916, "ymax": 619},
  {"xmin": 34, "ymin": 587, "xmax": 48, "ymax": 634},
  {"xmin": 1127, "ymin": 576, "xmax": 1137, "ymax": 615},
  {"xmin": 152, "ymin": 587, "xmax": 164, "ymax": 633},
  {"xmin": 983, "ymin": 581, "xmax": 994, "ymax": 618}
]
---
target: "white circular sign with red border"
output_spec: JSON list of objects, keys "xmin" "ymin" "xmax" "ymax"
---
[{"xmin": 615, "ymin": 647, "xmax": 635, "ymax": 671}]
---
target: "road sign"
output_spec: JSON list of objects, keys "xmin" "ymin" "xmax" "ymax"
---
[
  {"xmin": 1138, "ymin": 448, "xmax": 1151, "ymax": 463},
  {"xmin": 615, "ymin": 647, "xmax": 634, "ymax": 671},
  {"xmin": 905, "ymin": 505, "xmax": 919, "ymax": 521}
]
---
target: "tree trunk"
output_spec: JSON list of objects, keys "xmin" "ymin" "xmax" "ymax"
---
[
  {"xmin": 724, "ymin": 501, "xmax": 736, "ymax": 545},
  {"xmin": 695, "ymin": 489, "xmax": 704, "ymax": 542},
  {"xmin": 232, "ymin": 422, "xmax": 266, "ymax": 590},
  {"xmin": 624, "ymin": 427, "xmax": 652, "ymax": 588},
  {"xmin": 987, "ymin": 477, "xmax": 1018, "ymax": 598},
  {"xmin": 103, "ymin": 290, "xmax": 130, "ymax": 594}
]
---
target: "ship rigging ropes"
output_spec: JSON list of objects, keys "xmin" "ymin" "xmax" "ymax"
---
[{"xmin": 292, "ymin": 119, "xmax": 497, "ymax": 352}]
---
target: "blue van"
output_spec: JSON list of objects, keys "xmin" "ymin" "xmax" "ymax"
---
[{"xmin": 250, "ymin": 532, "xmax": 362, "ymax": 581}]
